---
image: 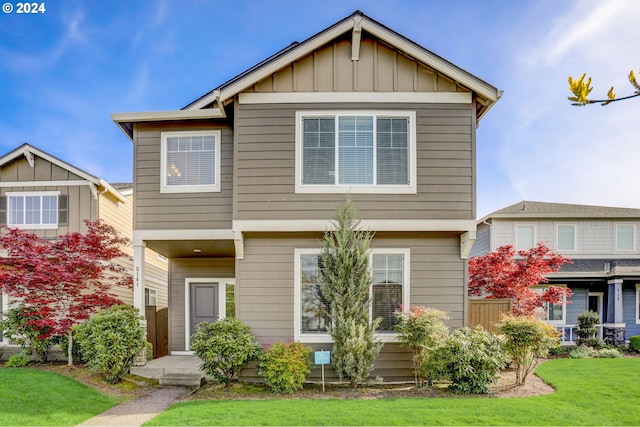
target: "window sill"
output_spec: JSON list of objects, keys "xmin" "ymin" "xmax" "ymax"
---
[
  {"xmin": 296, "ymin": 332, "xmax": 400, "ymax": 344},
  {"xmin": 295, "ymin": 185, "xmax": 416, "ymax": 195}
]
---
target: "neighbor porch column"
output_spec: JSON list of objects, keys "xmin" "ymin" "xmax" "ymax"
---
[{"xmin": 604, "ymin": 278, "xmax": 625, "ymax": 346}]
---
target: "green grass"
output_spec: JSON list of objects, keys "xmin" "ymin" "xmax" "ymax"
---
[
  {"xmin": 0, "ymin": 368, "xmax": 119, "ymax": 426},
  {"xmin": 145, "ymin": 358, "xmax": 640, "ymax": 426}
]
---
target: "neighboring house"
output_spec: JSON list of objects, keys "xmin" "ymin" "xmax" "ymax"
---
[
  {"xmin": 112, "ymin": 11, "xmax": 501, "ymax": 380},
  {"xmin": 0, "ymin": 144, "xmax": 168, "ymax": 357},
  {"xmin": 472, "ymin": 200, "xmax": 640, "ymax": 346}
]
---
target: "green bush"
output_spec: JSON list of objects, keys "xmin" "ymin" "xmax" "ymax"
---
[
  {"xmin": 569, "ymin": 345, "xmax": 594, "ymax": 359},
  {"xmin": 190, "ymin": 317, "xmax": 262, "ymax": 387},
  {"xmin": 576, "ymin": 311, "xmax": 604, "ymax": 348},
  {"xmin": 5, "ymin": 353, "xmax": 31, "ymax": 367},
  {"xmin": 595, "ymin": 348, "xmax": 621, "ymax": 358},
  {"xmin": 0, "ymin": 304, "xmax": 62, "ymax": 362},
  {"xmin": 146, "ymin": 341, "xmax": 154, "ymax": 361},
  {"xmin": 76, "ymin": 305, "xmax": 146, "ymax": 384},
  {"xmin": 499, "ymin": 314, "xmax": 560, "ymax": 385},
  {"xmin": 394, "ymin": 306, "xmax": 449, "ymax": 387},
  {"xmin": 629, "ymin": 336, "xmax": 640, "ymax": 353},
  {"xmin": 258, "ymin": 342, "xmax": 312, "ymax": 394},
  {"xmin": 432, "ymin": 326, "xmax": 507, "ymax": 394}
]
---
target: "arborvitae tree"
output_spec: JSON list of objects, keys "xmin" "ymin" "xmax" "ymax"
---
[{"xmin": 319, "ymin": 197, "xmax": 383, "ymax": 387}]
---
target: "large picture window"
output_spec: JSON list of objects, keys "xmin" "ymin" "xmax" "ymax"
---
[
  {"xmin": 296, "ymin": 111, "xmax": 416, "ymax": 194},
  {"xmin": 535, "ymin": 286, "xmax": 566, "ymax": 325},
  {"xmin": 160, "ymin": 130, "xmax": 221, "ymax": 193},
  {"xmin": 294, "ymin": 248, "xmax": 410, "ymax": 342},
  {"xmin": 6, "ymin": 191, "xmax": 60, "ymax": 229}
]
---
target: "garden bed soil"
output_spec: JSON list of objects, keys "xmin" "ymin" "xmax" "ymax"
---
[{"xmin": 30, "ymin": 362, "xmax": 554, "ymax": 400}]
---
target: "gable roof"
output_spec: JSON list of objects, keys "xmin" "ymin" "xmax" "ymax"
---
[
  {"xmin": 112, "ymin": 10, "xmax": 501, "ymax": 140},
  {"xmin": 0, "ymin": 143, "xmax": 127, "ymax": 203},
  {"xmin": 480, "ymin": 200, "xmax": 640, "ymax": 222}
]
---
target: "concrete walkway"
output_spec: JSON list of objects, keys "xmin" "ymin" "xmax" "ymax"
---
[{"xmin": 78, "ymin": 386, "xmax": 194, "ymax": 427}]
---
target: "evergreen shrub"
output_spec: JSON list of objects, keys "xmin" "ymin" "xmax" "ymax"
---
[{"xmin": 258, "ymin": 341, "xmax": 313, "ymax": 394}]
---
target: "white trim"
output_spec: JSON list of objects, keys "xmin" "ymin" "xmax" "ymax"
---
[
  {"xmin": 133, "ymin": 229, "xmax": 235, "ymax": 245},
  {"xmin": 6, "ymin": 191, "xmax": 61, "ymax": 230},
  {"xmin": 111, "ymin": 109, "xmax": 225, "ymax": 123},
  {"xmin": 294, "ymin": 247, "xmax": 410, "ymax": 344},
  {"xmin": 160, "ymin": 130, "xmax": 221, "ymax": 194},
  {"xmin": 294, "ymin": 111, "xmax": 417, "ymax": 194},
  {"xmin": 184, "ymin": 278, "xmax": 233, "ymax": 351},
  {"xmin": 534, "ymin": 285, "xmax": 567, "ymax": 325},
  {"xmin": 589, "ymin": 291, "xmax": 604, "ymax": 323},
  {"xmin": 515, "ymin": 223, "xmax": 537, "ymax": 251},
  {"xmin": 0, "ymin": 180, "xmax": 93, "ymax": 188},
  {"xmin": 233, "ymin": 219, "xmax": 476, "ymax": 233},
  {"xmin": 615, "ymin": 223, "xmax": 637, "ymax": 252},
  {"xmin": 239, "ymin": 92, "xmax": 471, "ymax": 105},
  {"xmin": 555, "ymin": 223, "xmax": 577, "ymax": 252}
]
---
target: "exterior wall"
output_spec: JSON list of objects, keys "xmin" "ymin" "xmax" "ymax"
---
[
  {"xmin": 168, "ymin": 257, "xmax": 235, "ymax": 352},
  {"xmin": 566, "ymin": 287, "xmax": 588, "ymax": 325},
  {"xmin": 623, "ymin": 284, "xmax": 639, "ymax": 338},
  {"xmin": 133, "ymin": 121, "xmax": 234, "ymax": 230},
  {"xmin": 98, "ymin": 191, "xmax": 168, "ymax": 308},
  {"xmin": 0, "ymin": 155, "xmax": 97, "ymax": 237},
  {"xmin": 470, "ymin": 222, "xmax": 490, "ymax": 257},
  {"xmin": 250, "ymin": 35, "xmax": 466, "ymax": 94},
  {"xmin": 490, "ymin": 218, "xmax": 640, "ymax": 257},
  {"xmin": 236, "ymin": 231, "xmax": 465, "ymax": 381},
  {"xmin": 234, "ymin": 102, "xmax": 474, "ymax": 221}
]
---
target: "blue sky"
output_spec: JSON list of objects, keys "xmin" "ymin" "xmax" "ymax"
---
[{"xmin": 1, "ymin": 0, "xmax": 638, "ymax": 218}]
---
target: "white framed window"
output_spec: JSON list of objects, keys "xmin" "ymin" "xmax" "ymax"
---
[
  {"xmin": 295, "ymin": 111, "xmax": 417, "ymax": 194},
  {"xmin": 6, "ymin": 191, "xmax": 60, "ymax": 229},
  {"xmin": 556, "ymin": 224, "xmax": 576, "ymax": 251},
  {"xmin": 160, "ymin": 130, "xmax": 221, "ymax": 193},
  {"xmin": 144, "ymin": 287, "xmax": 157, "ymax": 306},
  {"xmin": 535, "ymin": 286, "xmax": 566, "ymax": 325},
  {"xmin": 616, "ymin": 224, "xmax": 636, "ymax": 251},
  {"xmin": 515, "ymin": 224, "xmax": 536, "ymax": 251},
  {"xmin": 294, "ymin": 248, "xmax": 410, "ymax": 343}
]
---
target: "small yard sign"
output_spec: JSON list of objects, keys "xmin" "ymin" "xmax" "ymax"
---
[{"xmin": 314, "ymin": 350, "xmax": 330, "ymax": 365}]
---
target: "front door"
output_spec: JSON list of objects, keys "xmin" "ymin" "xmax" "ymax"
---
[{"xmin": 190, "ymin": 282, "xmax": 219, "ymax": 335}]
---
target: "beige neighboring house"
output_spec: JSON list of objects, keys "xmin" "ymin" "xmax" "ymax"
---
[
  {"xmin": 112, "ymin": 11, "xmax": 502, "ymax": 381},
  {"xmin": 0, "ymin": 143, "xmax": 168, "ymax": 358}
]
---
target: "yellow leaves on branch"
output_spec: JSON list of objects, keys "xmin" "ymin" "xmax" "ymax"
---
[{"xmin": 568, "ymin": 69, "xmax": 640, "ymax": 106}]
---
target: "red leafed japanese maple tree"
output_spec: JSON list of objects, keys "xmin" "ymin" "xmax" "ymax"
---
[
  {"xmin": 468, "ymin": 243, "xmax": 573, "ymax": 316},
  {"xmin": 0, "ymin": 219, "xmax": 133, "ymax": 365}
]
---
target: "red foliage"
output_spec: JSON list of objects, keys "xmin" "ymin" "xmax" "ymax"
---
[
  {"xmin": 0, "ymin": 219, "xmax": 132, "ymax": 339},
  {"xmin": 468, "ymin": 243, "xmax": 573, "ymax": 316}
]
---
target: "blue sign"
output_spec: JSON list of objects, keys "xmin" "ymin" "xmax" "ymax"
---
[{"xmin": 314, "ymin": 350, "xmax": 330, "ymax": 365}]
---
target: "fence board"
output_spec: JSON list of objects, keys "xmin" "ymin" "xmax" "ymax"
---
[{"xmin": 468, "ymin": 299, "xmax": 512, "ymax": 333}]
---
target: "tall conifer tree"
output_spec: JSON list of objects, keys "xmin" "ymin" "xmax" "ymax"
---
[{"xmin": 319, "ymin": 197, "xmax": 383, "ymax": 387}]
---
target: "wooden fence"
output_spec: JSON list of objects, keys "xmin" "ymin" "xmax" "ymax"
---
[
  {"xmin": 468, "ymin": 299, "xmax": 512, "ymax": 334},
  {"xmin": 145, "ymin": 306, "xmax": 168, "ymax": 358}
]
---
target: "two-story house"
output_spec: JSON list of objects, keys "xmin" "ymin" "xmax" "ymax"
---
[
  {"xmin": 0, "ymin": 144, "xmax": 168, "ymax": 359},
  {"xmin": 112, "ymin": 11, "xmax": 501, "ymax": 380},
  {"xmin": 472, "ymin": 200, "xmax": 640, "ymax": 346}
]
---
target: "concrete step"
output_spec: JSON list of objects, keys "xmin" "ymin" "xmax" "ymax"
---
[{"xmin": 159, "ymin": 374, "xmax": 204, "ymax": 387}]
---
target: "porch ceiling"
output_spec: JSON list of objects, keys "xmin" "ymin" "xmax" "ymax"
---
[{"xmin": 146, "ymin": 240, "xmax": 235, "ymax": 258}]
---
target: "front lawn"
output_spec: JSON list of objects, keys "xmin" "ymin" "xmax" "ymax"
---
[
  {"xmin": 145, "ymin": 358, "xmax": 640, "ymax": 426},
  {"xmin": 0, "ymin": 367, "xmax": 118, "ymax": 426}
]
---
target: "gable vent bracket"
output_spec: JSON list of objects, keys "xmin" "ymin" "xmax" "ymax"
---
[
  {"xmin": 214, "ymin": 90, "xmax": 227, "ymax": 118},
  {"xmin": 351, "ymin": 16, "xmax": 363, "ymax": 61},
  {"xmin": 24, "ymin": 149, "xmax": 35, "ymax": 168}
]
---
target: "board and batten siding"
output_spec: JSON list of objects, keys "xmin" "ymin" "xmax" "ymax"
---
[
  {"xmin": 236, "ymin": 231, "xmax": 464, "ymax": 381},
  {"xmin": 168, "ymin": 257, "xmax": 235, "ymax": 352},
  {"xmin": 0, "ymin": 155, "xmax": 97, "ymax": 237},
  {"xmin": 133, "ymin": 121, "xmax": 234, "ymax": 230},
  {"xmin": 249, "ymin": 34, "xmax": 465, "ymax": 95},
  {"xmin": 234, "ymin": 102, "xmax": 474, "ymax": 221}
]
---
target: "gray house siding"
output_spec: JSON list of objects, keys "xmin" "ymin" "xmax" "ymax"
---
[
  {"xmin": 168, "ymin": 257, "xmax": 235, "ymax": 352},
  {"xmin": 133, "ymin": 121, "xmax": 234, "ymax": 230},
  {"xmin": 234, "ymin": 102, "xmax": 474, "ymax": 221},
  {"xmin": 623, "ymin": 285, "xmax": 639, "ymax": 338}
]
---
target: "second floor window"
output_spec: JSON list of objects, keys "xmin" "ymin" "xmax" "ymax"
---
[
  {"xmin": 6, "ymin": 191, "xmax": 61, "ymax": 229},
  {"xmin": 160, "ymin": 130, "xmax": 221, "ymax": 193},
  {"xmin": 556, "ymin": 224, "xmax": 576, "ymax": 251},
  {"xmin": 616, "ymin": 224, "xmax": 636, "ymax": 251},
  {"xmin": 296, "ymin": 111, "xmax": 416, "ymax": 194},
  {"xmin": 515, "ymin": 224, "xmax": 535, "ymax": 251}
]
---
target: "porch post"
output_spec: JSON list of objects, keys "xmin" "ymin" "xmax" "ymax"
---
[
  {"xmin": 604, "ymin": 279, "xmax": 625, "ymax": 346},
  {"xmin": 133, "ymin": 243, "xmax": 147, "ymax": 313}
]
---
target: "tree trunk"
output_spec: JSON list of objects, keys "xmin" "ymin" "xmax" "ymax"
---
[{"xmin": 67, "ymin": 330, "xmax": 73, "ymax": 366}]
